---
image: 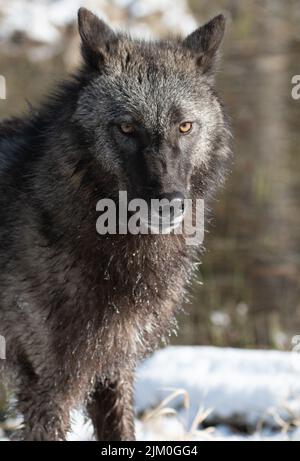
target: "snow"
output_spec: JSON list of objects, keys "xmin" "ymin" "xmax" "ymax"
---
[
  {"xmin": 136, "ymin": 346, "xmax": 300, "ymax": 431},
  {"xmin": 134, "ymin": 346, "xmax": 300, "ymax": 440},
  {"xmin": 136, "ymin": 419, "xmax": 300, "ymax": 441}
]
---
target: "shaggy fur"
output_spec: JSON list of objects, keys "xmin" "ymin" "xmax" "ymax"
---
[{"xmin": 0, "ymin": 8, "xmax": 231, "ymax": 440}]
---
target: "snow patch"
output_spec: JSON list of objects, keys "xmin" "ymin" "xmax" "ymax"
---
[{"xmin": 135, "ymin": 346, "xmax": 300, "ymax": 429}]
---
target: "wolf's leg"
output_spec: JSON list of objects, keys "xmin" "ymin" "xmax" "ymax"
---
[
  {"xmin": 16, "ymin": 380, "xmax": 72, "ymax": 441},
  {"xmin": 87, "ymin": 372, "xmax": 135, "ymax": 441},
  {"xmin": 8, "ymin": 352, "xmax": 72, "ymax": 441},
  {"xmin": 16, "ymin": 362, "xmax": 71, "ymax": 441}
]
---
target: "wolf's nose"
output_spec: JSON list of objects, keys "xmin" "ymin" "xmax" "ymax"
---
[{"xmin": 158, "ymin": 192, "xmax": 185, "ymax": 217}]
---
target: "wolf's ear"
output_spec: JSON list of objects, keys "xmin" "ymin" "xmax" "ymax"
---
[
  {"xmin": 78, "ymin": 8, "xmax": 118, "ymax": 70},
  {"xmin": 183, "ymin": 14, "xmax": 225, "ymax": 74}
]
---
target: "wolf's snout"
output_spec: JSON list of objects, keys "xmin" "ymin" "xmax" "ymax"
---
[{"xmin": 158, "ymin": 192, "xmax": 185, "ymax": 216}]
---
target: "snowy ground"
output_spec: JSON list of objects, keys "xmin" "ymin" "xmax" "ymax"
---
[
  {"xmin": 134, "ymin": 346, "xmax": 300, "ymax": 441},
  {"xmin": 62, "ymin": 346, "xmax": 300, "ymax": 441}
]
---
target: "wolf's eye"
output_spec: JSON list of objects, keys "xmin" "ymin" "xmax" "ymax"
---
[
  {"xmin": 179, "ymin": 122, "xmax": 193, "ymax": 134},
  {"xmin": 120, "ymin": 123, "xmax": 135, "ymax": 135}
]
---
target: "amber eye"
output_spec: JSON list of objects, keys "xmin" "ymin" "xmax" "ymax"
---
[
  {"xmin": 120, "ymin": 123, "xmax": 135, "ymax": 134},
  {"xmin": 179, "ymin": 122, "xmax": 193, "ymax": 134}
]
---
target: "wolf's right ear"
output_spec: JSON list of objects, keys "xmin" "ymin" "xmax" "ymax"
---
[{"xmin": 78, "ymin": 8, "xmax": 118, "ymax": 70}]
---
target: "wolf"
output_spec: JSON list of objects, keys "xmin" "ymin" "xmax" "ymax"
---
[{"xmin": 0, "ymin": 8, "xmax": 231, "ymax": 440}]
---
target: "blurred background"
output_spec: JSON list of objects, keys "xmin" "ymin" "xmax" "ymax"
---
[{"xmin": 0, "ymin": 0, "xmax": 299, "ymax": 352}]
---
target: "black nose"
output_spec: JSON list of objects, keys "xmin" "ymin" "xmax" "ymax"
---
[
  {"xmin": 158, "ymin": 192, "xmax": 185, "ymax": 207},
  {"xmin": 157, "ymin": 192, "xmax": 185, "ymax": 219}
]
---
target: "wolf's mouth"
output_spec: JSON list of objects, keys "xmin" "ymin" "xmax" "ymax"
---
[
  {"xmin": 138, "ymin": 192, "xmax": 186, "ymax": 233},
  {"xmin": 141, "ymin": 211, "xmax": 185, "ymax": 234}
]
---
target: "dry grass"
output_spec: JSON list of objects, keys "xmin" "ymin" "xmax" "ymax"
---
[{"xmin": 140, "ymin": 388, "xmax": 215, "ymax": 440}]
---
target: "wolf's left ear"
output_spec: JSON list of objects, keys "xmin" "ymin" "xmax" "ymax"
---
[
  {"xmin": 78, "ymin": 8, "xmax": 118, "ymax": 70},
  {"xmin": 183, "ymin": 14, "xmax": 226, "ymax": 74}
]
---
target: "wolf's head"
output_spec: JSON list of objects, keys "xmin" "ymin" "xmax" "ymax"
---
[{"xmin": 73, "ymin": 8, "xmax": 230, "ymax": 222}]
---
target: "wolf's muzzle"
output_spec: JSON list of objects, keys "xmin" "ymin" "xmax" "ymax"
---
[
  {"xmin": 144, "ymin": 191, "xmax": 186, "ymax": 232},
  {"xmin": 157, "ymin": 192, "xmax": 185, "ymax": 224}
]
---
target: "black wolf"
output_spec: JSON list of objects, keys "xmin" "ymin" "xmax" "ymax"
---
[{"xmin": 0, "ymin": 8, "xmax": 230, "ymax": 440}]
